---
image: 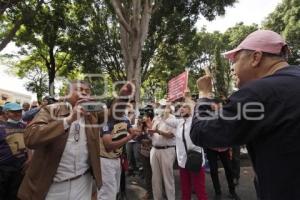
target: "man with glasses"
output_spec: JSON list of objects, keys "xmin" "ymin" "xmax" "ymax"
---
[
  {"xmin": 18, "ymin": 80, "xmax": 134, "ymax": 200},
  {"xmin": 190, "ymin": 30, "xmax": 300, "ymax": 200},
  {"xmin": 148, "ymin": 102, "xmax": 177, "ymax": 200}
]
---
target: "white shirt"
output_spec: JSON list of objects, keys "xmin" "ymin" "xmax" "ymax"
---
[
  {"xmin": 151, "ymin": 115, "xmax": 176, "ymax": 147},
  {"xmin": 53, "ymin": 117, "xmax": 89, "ymax": 182},
  {"xmin": 165, "ymin": 116, "xmax": 205, "ymax": 168}
]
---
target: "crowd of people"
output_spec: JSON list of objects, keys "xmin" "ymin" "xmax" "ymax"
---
[
  {"xmin": 0, "ymin": 81, "xmax": 241, "ymax": 200},
  {"xmin": 1, "ymin": 29, "xmax": 300, "ymax": 200}
]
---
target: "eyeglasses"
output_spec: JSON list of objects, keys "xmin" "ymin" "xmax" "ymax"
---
[{"xmin": 74, "ymin": 123, "xmax": 80, "ymax": 142}]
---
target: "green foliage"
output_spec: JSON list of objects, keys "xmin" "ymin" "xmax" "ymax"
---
[
  {"xmin": 223, "ymin": 22, "xmax": 258, "ymax": 49},
  {"xmin": 263, "ymin": 0, "xmax": 300, "ymax": 64},
  {"xmin": 141, "ymin": 73, "xmax": 165, "ymax": 102},
  {"xmin": 0, "ymin": 0, "xmax": 46, "ymax": 51},
  {"xmin": 12, "ymin": 53, "xmax": 48, "ymax": 101},
  {"xmin": 192, "ymin": 23, "xmax": 257, "ymax": 98},
  {"xmin": 24, "ymin": 69, "xmax": 48, "ymax": 102},
  {"xmin": 211, "ymin": 45, "xmax": 232, "ymax": 99},
  {"xmin": 148, "ymin": 23, "xmax": 257, "ymax": 99},
  {"xmin": 5, "ymin": 0, "xmax": 239, "ymax": 100},
  {"xmin": 67, "ymin": 0, "xmax": 125, "ymax": 82},
  {"xmin": 12, "ymin": 0, "xmax": 78, "ymax": 95},
  {"xmin": 64, "ymin": 0, "xmax": 238, "ymax": 100}
]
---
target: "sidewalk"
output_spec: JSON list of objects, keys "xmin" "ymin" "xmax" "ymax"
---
[{"xmin": 126, "ymin": 167, "xmax": 256, "ymax": 200}]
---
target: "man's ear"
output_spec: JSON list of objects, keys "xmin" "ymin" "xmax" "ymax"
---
[{"xmin": 251, "ymin": 51, "xmax": 263, "ymax": 68}]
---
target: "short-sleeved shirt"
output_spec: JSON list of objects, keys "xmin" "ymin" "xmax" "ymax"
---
[
  {"xmin": 151, "ymin": 115, "xmax": 176, "ymax": 146},
  {"xmin": 0, "ymin": 121, "xmax": 27, "ymax": 170},
  {"xmin": 99, "ymin": 117, "xmax": 132, "ymax": 158}
]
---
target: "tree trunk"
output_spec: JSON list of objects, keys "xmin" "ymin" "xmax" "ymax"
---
[
  {"xmin": 126, "ymin": 51, "xmax": 142, "ymax": 102},
  {"xmin": 48, "ymin": 67, "xmax": 55, "ymax": 96},
  {"xmin": 36, "ymin": 92, "xmax": 42, "ymax": 103},
  {"xmin": 0, "ymin": 0, "xmax": 44, "ymax": 52},
  {"xmin": 111, "ymin": 0, "xmax": 154, "ymax": 103},
  {"xmin": 48, "ymin": 47, "xmax": 56, "ymax": 96},
  {"xmin": 36, "ymin": 78, "xmax": 43, "ymax": 102}
]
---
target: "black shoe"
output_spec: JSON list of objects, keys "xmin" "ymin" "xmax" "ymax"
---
[{"xmin": 228, "ymin": 192, "xmax": 241, "ymax": 200}]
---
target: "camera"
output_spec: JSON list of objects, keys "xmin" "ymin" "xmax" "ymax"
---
[
  {"xmin": 81, "ymin": 101, "xmax": 104, "ymax": 112},
  {"xmin": 139, "ymin": 107, "xmax": 152, "ymax": 118},
  {"xmin": 138, "ymin": 105, "xmax": 154, "ymax": 119}
]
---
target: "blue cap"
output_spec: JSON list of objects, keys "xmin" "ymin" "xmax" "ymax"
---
[{"xmin": 3, "ymin": 102, "xmax": 22, "ymax": 112}]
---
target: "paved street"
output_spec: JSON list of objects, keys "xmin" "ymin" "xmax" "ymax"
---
[{"xmin": 126, "ymin": 166, "xmax": 256, "ymax": 200}]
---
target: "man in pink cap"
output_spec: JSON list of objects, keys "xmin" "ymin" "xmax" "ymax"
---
[{"xmin": 190, "ymin": 30, "xmax": 300, "ymax": 200}]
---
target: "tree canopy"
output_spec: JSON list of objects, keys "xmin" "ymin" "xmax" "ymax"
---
[
  {"xmin": 3, "ymin": 0, "xmax": 298, "ymax": 102},
  {"xmin": 263, "ymin": 0, "xmax": 300, "ymax": 64}
]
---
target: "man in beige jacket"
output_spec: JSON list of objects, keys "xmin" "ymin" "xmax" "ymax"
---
[{"xmin": 18, "ymin": 80, "xmax": 134, "ymax": 200}]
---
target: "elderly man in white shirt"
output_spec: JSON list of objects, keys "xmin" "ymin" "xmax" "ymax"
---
[
  {"xmin": 18, "ymin": 80, "xmax": 103, "ymax": 200},
  {"xmin": 164, "ymin": 102, "xmax": 208, "ymax": 200},
  {"xmin": 148, "ymin": 103, "xmax": 176, "ymax": 200},
  {"xmin": 46, "ymin": 117, "xmax": 92, "ymax": 200}
]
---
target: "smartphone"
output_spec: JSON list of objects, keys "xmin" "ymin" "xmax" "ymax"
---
[{"xmin": 81, "ymin": 101, "xmax": 104, "ymax": 112}]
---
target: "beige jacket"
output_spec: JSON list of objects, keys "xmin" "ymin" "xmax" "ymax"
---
[{"xmin": 18, "ymin": 103, "xmax": 103, "ymax": 200}]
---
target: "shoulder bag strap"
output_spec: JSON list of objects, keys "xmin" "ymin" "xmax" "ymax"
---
[{"xmin": 182, "ymin": 120, "xmax": 188, "ymax": 153}]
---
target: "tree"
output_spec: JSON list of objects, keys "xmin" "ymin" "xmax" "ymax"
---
[
  {"xmin": 263, "ymin": 0, "xmax": 300, "ymax": 64},
  {"xmin": 9, "ymin": 53, "xmax": 48, "ymax": 101},
  {"xmin": 63, "ymin": 0, "xmax": 236, "ymax": 102},
  {"xmin": 108, "ymin": 0, "xmax": 237, "ymax": 102},
  {"xmin": 14, "ymin": 0, "xmax": 74, "ymax": 95},
  {"xmin": 211, "ymin": 45, "xmax": 232, "ymax": 99},
  {"xmin": 23, "ymin": 68, "xmax": 48, "ymax": 102},
  {"xmin": 147, "ymin": 34, "xmax": 204, "ymax": 97},
  {"xmin": 148, "ymin": 29, "xmax": 224, "ymax": 97},
  {"xmin": 191, "ymin": 29, "xmax": 224, "ymax": 71},
  {"xmin": 0, "ymin": 0, "xmax": 23, "ymax": 16},
  {"xmin": 0, "ymin": 0, "xmax": 44, "ymax": 51},
  {"xmin": 109, "ymin": 0, "xmax": 155, "ymax": 102},
  {"xmin": 148, "ymin": 22, "xmax": 258, "ymax": 98},
  {"xmin": 67, "ymin": 0, "xmax": 126, "ymax": 83},
  {"xmin": 7, "ymin": 0, "xmax": 237, "ymax": 100},
  {"xmin": 223, "ymin": 22, "xmax": 258, "ymax": 50},
  {"xmin": 210, "ymin": 23, "xmax": 257, "ymax": 99}
]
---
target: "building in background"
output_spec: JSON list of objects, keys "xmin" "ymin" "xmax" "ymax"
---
[{"xmin": 0, "ymin": 88, "xmax": 31, "ymax": 105}]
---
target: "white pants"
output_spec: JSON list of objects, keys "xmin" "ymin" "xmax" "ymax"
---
[
  {"xmin": 97, "ymin": 157, "xmax": 121, "ymax": 200},
  {"xmin": 45, "ymin": 173, "xmax": 93, "ymax": 200},
  {"xmin": 150, "ymin": 147, "xmax": 176, "ymax": 200}
]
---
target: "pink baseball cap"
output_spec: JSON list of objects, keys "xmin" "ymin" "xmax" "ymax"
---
[{"xmin": 223, "ymin": 30, "xmax": 287, "ymax": 61}]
